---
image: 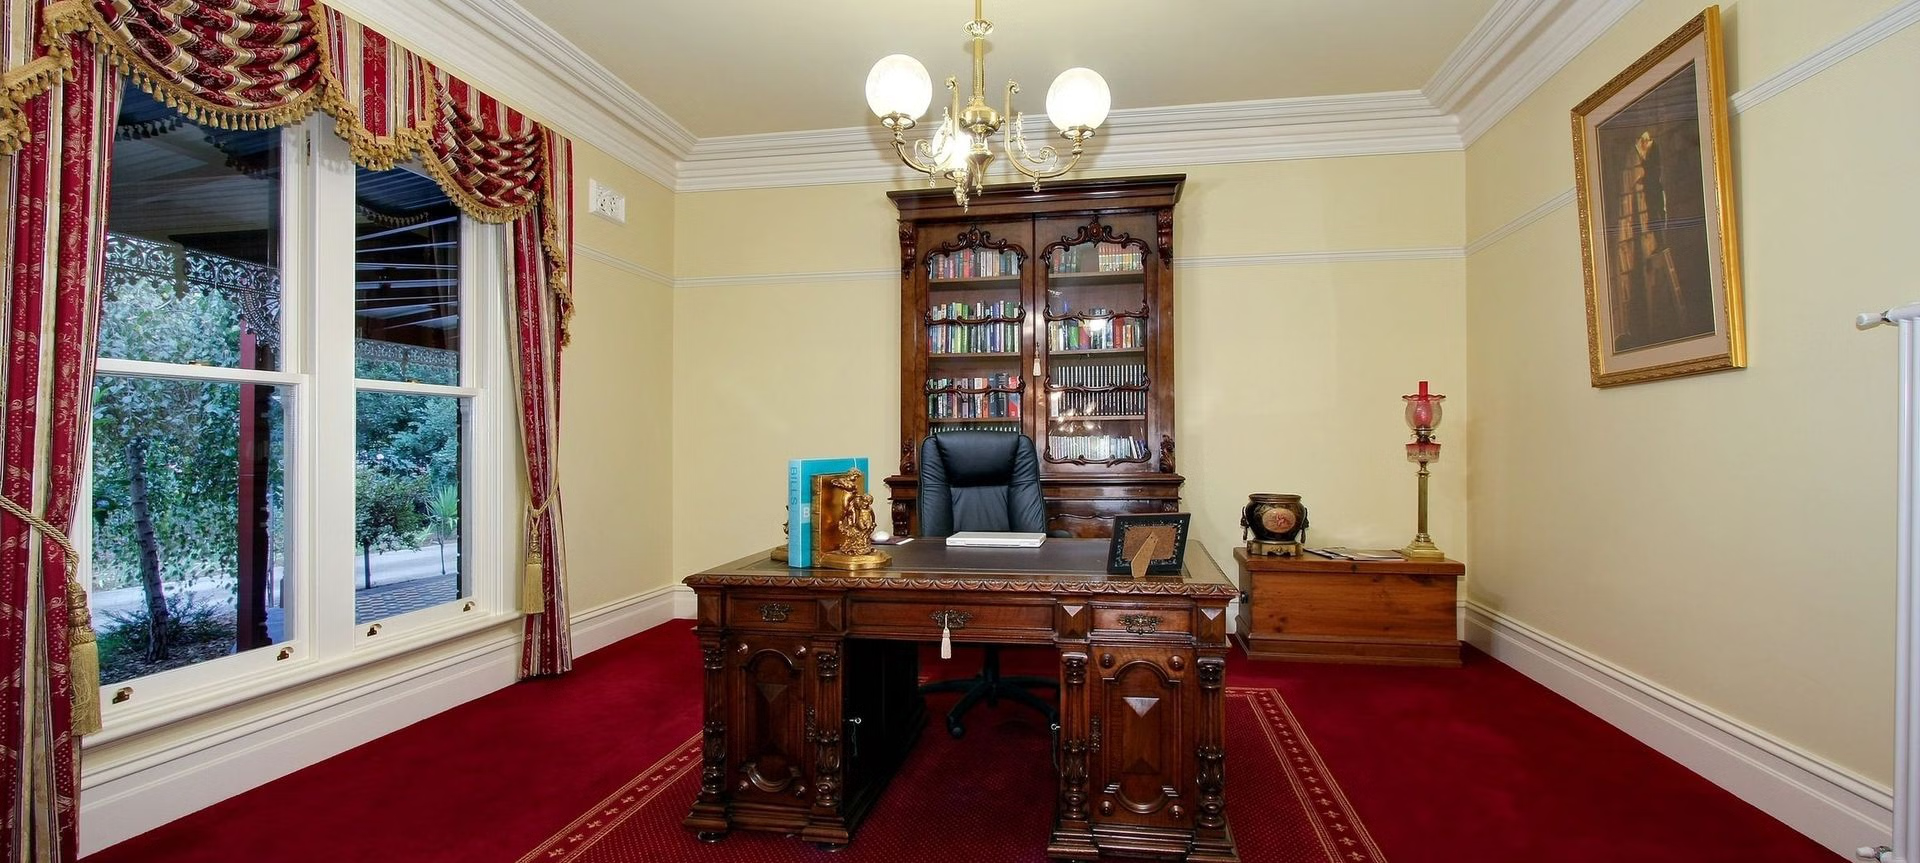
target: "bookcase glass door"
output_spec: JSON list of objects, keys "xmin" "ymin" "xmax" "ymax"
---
[
  {"xmin": 1042, "ymin": 228, "xmax": 1151, "ymax": 466},
  {"xmin": 924, "ymin": 236, "xmax": 1026, "ymax": 436}
]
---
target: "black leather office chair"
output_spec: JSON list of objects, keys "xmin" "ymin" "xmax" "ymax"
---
[{"xmin": 916, "ymin": 431, "xmax": 1059, "ymax": 737}]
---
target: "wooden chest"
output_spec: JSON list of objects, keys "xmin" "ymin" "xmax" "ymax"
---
[{"xmin": 1234, "ymin": 548, "xmax": 1464, "ymax": 667}]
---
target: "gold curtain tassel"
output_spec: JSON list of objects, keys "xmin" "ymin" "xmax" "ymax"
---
[
  {"xmin": 520, "ymin": 553, "xmax": 545, "ymax": 613},
  {"xmin": 1, "ymin": 495, "xmax": 101, "ymax": 733},
  {"xmin": 69, "ymin": 637, "xmax": 102, "ymax": 735}
]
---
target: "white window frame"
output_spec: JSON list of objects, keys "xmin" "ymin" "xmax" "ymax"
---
[{"xmin": 81, "ymin": 117, "xmax": 519, "ymax": 739}]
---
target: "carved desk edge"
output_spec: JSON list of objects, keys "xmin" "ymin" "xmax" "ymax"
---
[{"xmin": 684, "ymin": 544, "xmax": 1236, "ymax": 598}]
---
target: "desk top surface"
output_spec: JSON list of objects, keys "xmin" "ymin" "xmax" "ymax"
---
[{"xmin": 687, "ymin": 538, "xmax": 1236, "ymax": 598}]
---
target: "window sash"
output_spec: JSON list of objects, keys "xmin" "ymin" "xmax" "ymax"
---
[{"xmin": 84, "ymin": 116, "xmax": 518, "ymax": 734}]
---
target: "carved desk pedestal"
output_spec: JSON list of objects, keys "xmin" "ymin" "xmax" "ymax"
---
[{"xmin": 682, "ymin": 539, "xmax": 1238, "ymax": 862}]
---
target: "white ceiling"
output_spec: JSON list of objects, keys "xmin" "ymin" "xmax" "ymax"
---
[{"xmin": 511, "ymin": 0, "xmax": 1503, "ymax": 139}]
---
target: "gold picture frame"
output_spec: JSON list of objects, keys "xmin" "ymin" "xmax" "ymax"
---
[{"xmin": 1572, "ymin": 6, "xmax": 1744, "ymax": 388}]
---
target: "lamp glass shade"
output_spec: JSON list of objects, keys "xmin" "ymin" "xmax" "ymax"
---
[
  {"xmin": 866, "ymin": 54, "xmax": 933, "ymax": 120},
  {"xmin": 1402, "ymin": 394, "xmax": 1444, "ymax": 431},
  {"xmin": 1046, "ymin": 67, "xmax": 1110, "ymax": 131}
]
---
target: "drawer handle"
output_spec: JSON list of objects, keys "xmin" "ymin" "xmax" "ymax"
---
[
  {"xmin": 932, "ymin": 610, "xmax": 971, "ymax": 660},
  {"xmin": 759, "ymin": 602, "xmax": 793, "ymax": 623},
  {"xmin": 1118, "ymin": 613, "xmax": 1161, "ymax": 635},
  {"xmin": 930, "ymin": 610, "xmax": 971, "ymax": 630}
]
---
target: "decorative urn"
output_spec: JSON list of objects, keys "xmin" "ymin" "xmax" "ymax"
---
[{"xmin": 1241, "ymin": 493, "xmax": 1308, "ymax": 557}]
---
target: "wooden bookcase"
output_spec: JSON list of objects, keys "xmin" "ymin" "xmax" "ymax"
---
[{"xmin": 884, "ymin": 175, "xmax": 1185, "ymax": 538}]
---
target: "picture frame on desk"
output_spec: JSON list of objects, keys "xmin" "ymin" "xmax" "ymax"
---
[{"xmin": 1106, "ymin": 513, "xmax": 1190, "ymax": 576}]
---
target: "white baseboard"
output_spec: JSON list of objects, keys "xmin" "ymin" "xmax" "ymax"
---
[
  {"xmin": 80, "ymin": 583, "xmax": 683, "ymax": 856},
  {"xmin": 1464, "ymin": 601, "xmax": 1892, "ymax": 858}
]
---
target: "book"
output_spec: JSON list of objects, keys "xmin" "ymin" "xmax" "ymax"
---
[{"xmin": 786, "ymin": 456, "xmax": 870, "ymax": 567}]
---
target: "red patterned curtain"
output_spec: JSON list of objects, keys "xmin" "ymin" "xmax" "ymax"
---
[
  {"xmin": 511, "ymin": 132, "xmax": 573, "ymax": 674},
  {"xmin": 1, "ymin": 22, "xmax": 118, "ymax": 860},
  {"xmin": 1, "ymin": 1, "xmax": 575, "ymax": 858}
]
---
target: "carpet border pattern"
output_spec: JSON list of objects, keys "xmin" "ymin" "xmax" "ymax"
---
[{"xmin": 520, "ymin": 686, "xmax": 1383, "ymax": 862}]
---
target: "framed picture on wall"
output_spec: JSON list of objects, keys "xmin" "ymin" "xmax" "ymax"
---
[{"xmin": 1571, "ymin": 5, "xmax": 1745, "ymax": 388}]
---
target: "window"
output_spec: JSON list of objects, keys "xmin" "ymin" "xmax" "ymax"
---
[{"xmin": 85, "ymin": 85, "xmax": 514, "ymax": 712}]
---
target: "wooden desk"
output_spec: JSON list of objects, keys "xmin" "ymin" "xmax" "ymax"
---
[{"xmin": 682, "ymin": 539, "xmax": 1239, "ymax": 862}]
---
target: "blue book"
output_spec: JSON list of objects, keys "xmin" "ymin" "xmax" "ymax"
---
[{"xmin": 786, "ymin": 456, "xmax": 870, "ymax": 567}]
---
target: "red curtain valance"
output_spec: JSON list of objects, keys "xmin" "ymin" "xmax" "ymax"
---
[{"xmin": 2, "ymin": 0, "xmax": 574, "ymax": 331}]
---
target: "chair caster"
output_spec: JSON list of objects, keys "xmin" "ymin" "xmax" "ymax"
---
[
  {"xmin": 695, "ymin": 831, "xmax": 728, "ymax": 843},
  {"xmin": 812, "ymin": 841, "xmax": 848, "ymax": 852},
  {"xmin": 946, "ymin": 718, "xmax": 966, "ymax": 739}
]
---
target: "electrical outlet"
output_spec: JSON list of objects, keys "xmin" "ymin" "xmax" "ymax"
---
[{"xmin": 588, "ymin": 179, "xmax": 626, "ymax": 224}]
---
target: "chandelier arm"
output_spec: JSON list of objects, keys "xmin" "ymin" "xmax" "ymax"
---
[
  {"xmin": 1006, "ymin": 136, "xmax": 1087, "ymax": 182},
  {"xmin": 891, "ymin": 132, "xmax": 941, "ymax": 177}
]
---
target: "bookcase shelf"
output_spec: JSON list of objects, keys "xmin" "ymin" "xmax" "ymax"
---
[
  {"xmin": 887, "ymin": 175, "xmax": 1186, "ymax": 539},
  {"xmin": 1049, "ymin": 347, "xmax": 1146, "ymax": 356},
  {"xmin": 1045, "ymin": 270, "xmax": 1146, "ymax": 286}
]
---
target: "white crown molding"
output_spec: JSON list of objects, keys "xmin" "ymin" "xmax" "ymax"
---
[
  {"xmin": 1730, "ymin": 0, "xmax": 1920, "ymax": 115},
  {"xmin": 322, "ymin": 0, "xmax": 693, "ymax": 188},
  {"xmin": 574, "ymin": 243, "xmax": 674, "ymax": 288},
  {"xmin": 676, "ymin": 91, "xmax": 1462, "ymax": 193},
  {"xmin": 1468, "ymin": 0, "xmax": 1920, "ymax": 256},
  {"xmin": 328, "ymin": 0, "xmax": 1906, "ymax": 205},
  {"xmin": 1464, "ymin": 601, "xmax": 1893, "ymax": 857},
  {"xmin": 1425, "ymin": 0, "xmax": 1642, "ymax": 146}
]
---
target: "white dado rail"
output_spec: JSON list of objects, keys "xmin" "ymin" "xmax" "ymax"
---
[{"xmin": 1856, "ymin": 303, "xmax": 1920, "ymax": 863}]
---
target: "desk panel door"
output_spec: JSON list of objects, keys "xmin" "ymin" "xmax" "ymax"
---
[
  {"xmin": 1089, "ymin": 646, "xmax": 1195, "ymax": 831},
  {"xmin": 730, "ymin": 633, "xmax": 814, "ymax": 813}
]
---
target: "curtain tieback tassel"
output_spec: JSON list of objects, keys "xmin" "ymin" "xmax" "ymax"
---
[{"xmin": 2, "ymin": 495, "xmax": 101, "ymax": 734}]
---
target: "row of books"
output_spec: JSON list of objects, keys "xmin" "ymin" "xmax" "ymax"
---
[
  {"xmin": 1049, "ymin": 314, "xmax": 1143, "ymax": 351},
  {"xmin": 1048, "ymin": 362, "xmax": 1145, "ymax": 393},
  {"xmin": 1047, "ymin": 434, "xmax": 1149, "ymax": 462},
  {"xmin": 926, "ymin": 375, "xmax": 1023, "ymax": 420},
  {"xmin": 931, "ymin": 422, "xmax": 1017, "ymax": 435},
  {"xmin": 1048, "ymin": 243, "xmax": 1142, "ymax": 274},
  {"xmin": 1050, "ymin": 389, "xmax": 1147, "ymax": 418},
  {"xmin": 929, "ymin": 300, "xmax": 1020, "ymax": 323},
  {"xmin": 928, "ymin": 321, "xmax": 1018, "ymax": 355},
  {"xmin": 929, "ymin": 248, "xmax": 1021, "ymax": 280}
]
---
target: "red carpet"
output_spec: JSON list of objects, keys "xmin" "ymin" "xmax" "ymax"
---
[
  {"xmin": 518, "ymin": 687, "xmax": 1380, "ymax": 862},
  {"xmin": 84, "ymin": 621, "xmax": 1835, "ymax": 863}
]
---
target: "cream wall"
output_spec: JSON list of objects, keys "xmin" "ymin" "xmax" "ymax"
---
[
  {"xmin": 563, "ymin": 144, "xmax": 676, "ymax": 607},
  {"xmin": 1464, "ymin": 0, "xmax": 1918, "ymax": 786},
  {"xmin": 672, "ymin": 156, "xmax": 1469, "ymax": 581}
]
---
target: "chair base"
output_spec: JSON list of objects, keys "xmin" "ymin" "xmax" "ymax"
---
[{"xmin": 919, "ymin": 645, "xmax": 1059, "ymax": 738}]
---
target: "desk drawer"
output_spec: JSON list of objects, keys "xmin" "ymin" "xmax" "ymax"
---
[
  {"xmin": 848, "ymin": 597, "xmax": 1053, "ymax": 641},
  {"xmin": 727, "ymin": 594, "xmax": 819, "ymax": 631},
  {"xmin": 1092, "ymin": 605, "xmax": 1192, "ymax": 639}
]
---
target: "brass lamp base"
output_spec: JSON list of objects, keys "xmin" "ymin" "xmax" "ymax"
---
[
  {"xmin": 1246, "ymin": 539, "xmax": 1303, "ymax": 557},
  {"xmin": 1399, "ymin": 537, "xmax": 1446, "ymax": 561},
  {"xmin": 817, "ymin": 549, "xmax": 891, "ymax": 571}
]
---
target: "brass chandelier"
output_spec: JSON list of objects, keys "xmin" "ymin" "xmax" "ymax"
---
[{"xmin": 864, "ymin": 0, "xmax": 1111, "ymax": 209}]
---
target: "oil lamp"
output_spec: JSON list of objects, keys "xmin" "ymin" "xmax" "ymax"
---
[{"xmin": 1400, "ymin": 381, "xmax": 1446, "ymax": 561}]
